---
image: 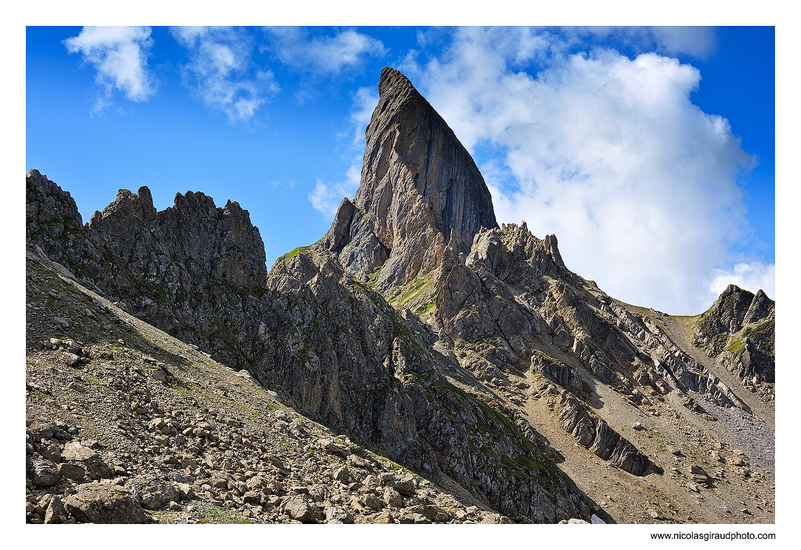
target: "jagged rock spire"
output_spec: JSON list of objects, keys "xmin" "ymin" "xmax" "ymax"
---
[{"xmin": 327, "ymin": 67, "xmax": 498, "ymax": 290}]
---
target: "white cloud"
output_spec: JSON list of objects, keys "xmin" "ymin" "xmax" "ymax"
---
[
  {"xmin": 264, "ymin": 27, "xmax": 386, "ymax": 76},
  {"xmin": 268, "ymin": 179, "xmax": 295, "ymax": 189},
  {"xmin": 402, "ymin": 27, "xmax": 762, "ymax": 315},
  {"xmin": 706, "ymin": 262, "xmax": 776, "ymax": 303},
  {"xmin": 309, "ymin": 165, "xmax": 361, "ymax": 218},
  {"xmin": 171, "ymin": 27, "xmax": 279, "ymax": 123},
  {"xmin": 64, "ymin": 26, "xmax": 155, "ymax": 113}
]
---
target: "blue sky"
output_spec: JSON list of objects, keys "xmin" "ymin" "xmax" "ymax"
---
[{"xmin": 25, "ymin": 24, "xmax": 775, "ymax": 315}]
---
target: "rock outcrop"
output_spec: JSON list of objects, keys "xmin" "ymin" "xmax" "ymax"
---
[
  {"xmin": 325, "ymin": 67, "xmax": 498, "ymax": 291},
  {"xmin": 693, "ymin": 285, "xmax": 775, "ymax": 401}
]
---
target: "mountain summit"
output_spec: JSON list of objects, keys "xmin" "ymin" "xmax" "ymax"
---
[
  {"xmin": 325, "ymin": 67, "xmax": 498, "ymax": 291},
  {"xmin": 26, "ymin": 67, "xmax": 775, "ymax": 525}
]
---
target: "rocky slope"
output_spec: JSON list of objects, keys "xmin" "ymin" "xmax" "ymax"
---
[
  {"xmin": 25, "ymin": 248, "xmax": 518, "ymax": 524},
  {"xmin": 25, "ymin": 66, "xmax": 775, "ymax": 524}
]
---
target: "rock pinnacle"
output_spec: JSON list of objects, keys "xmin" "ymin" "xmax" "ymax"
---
[{"xmin": 326, "ymin": 67, "xmax": 498, "ymax": 290}]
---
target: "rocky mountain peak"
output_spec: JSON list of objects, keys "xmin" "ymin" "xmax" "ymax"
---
[
  {"xmin": 328, "ymin": 67, "xmax": 498, "ymax": 291},
  {"xmin": 697, "ymin": 284, "xmax": 774, "ymax": 343},
  {"xmin": 377, "ymin": 66, "xmax": 415, "ymax": 100},
  {"xmin": 88, "ymin": 186, "xmax": 157, "ymax": 238}
]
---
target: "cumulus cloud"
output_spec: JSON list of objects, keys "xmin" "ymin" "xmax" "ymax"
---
[
  {"xmin": 64, "ymin": 26, "xmax": 155, "ymax": 113},
  {"xmin": 649, "ymin": 27, "xmax": 718, "ymax": 59},
  {"xmin": 171, "ymin": 26, "xmax": 279, "ymax": 123},
  {"xmin": 402, "ymin": 27, "xmax": 761, "ymax": 315},
  {"xmin": 706, "ymin": 262, "xmax": 776, "ymax": 302},
  {"xmin": 264, "ymin": 27, "xmax": 386, "ymax": 76},
  {"xmin": 309, "ymin": 165, "xmax": 361, "ymax": 218}
]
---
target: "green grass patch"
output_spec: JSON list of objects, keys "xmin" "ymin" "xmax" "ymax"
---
[
  {"xmin": 727, "ymin": 337, "xmax": 745, "ymax": 354},
  {"xmin": 183, "ymin": 500, "xmax": 254, "ymax": 524}
]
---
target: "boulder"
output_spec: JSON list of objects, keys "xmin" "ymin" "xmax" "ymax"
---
[
  {"xmin": 128, "ymin": 476, "xmax": 181, "ymax": 510},
  {"xmin": 30, "ymin": 457, "xmax": 60, "ymax": 487},
  {"xmin": 64, "ymin": 483, "xmax": 150, "ymax": 523},
  {"xmin": 281, "ymin": 495, "xmax": 317, "ymax": 523}
]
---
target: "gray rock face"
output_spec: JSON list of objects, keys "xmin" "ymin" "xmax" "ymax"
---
[
  {"xmin": 26, "ymin": 169, "xmax": 268, "ymax": 368},
  {"xmin": 328, "ymin": 67, "xmax": 498, "ymax": 290},
  {"xmin": 88, "ymin": 187, "xmax": 266, "ymax": 288},
  {"xmin": 694, "ymin": 285, "xmax": 773, "ymax": 354},
  {"xmin": 25, "ymin": 169, "xmax": 98, "ymax": 284}
]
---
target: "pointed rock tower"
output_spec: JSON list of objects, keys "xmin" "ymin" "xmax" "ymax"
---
[{"xmin": 325, "ymin": 67, "xmax": 498, "ymax": 291}]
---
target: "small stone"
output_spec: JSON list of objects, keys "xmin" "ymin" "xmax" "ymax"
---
[
  {"xmin": 150, "ymin": 369, "xmax": 167, "ymax": 382},
  {"xmin": 391, "ymin": 476, "xmax": 417, "ymax": 496},
  {"xmin": 383, "ymin": 487, "xmax": 404, "ymax": 508},
  {"xmin": 564, "ymin": 518, "xmax": 590, "ymax": 524},
  {"xmin": 590, "ymin": 514, "xmax": 606, "ymax": 524},
  {"xmin": 42, "ymin": 442, "xmax": 62, "ymax": 463},
  {"xmin": 209, "ymin": 476, "xmax": 228, "ymax": 489},
  {"xmin": 332, "ymin": 466, "xmax": 350, "ymax": 484},
  {"xmin": 361, "ymin": 493, "xmax": 384, "ymax": 510},
  {"xmin": 325, "ymin": 505, "xmax": 354, "ymax": 524}
]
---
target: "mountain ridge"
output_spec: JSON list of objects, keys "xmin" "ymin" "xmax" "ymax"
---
[{"xmin": 25, "ymin": 67, "xmax": 775, "ymax": 524}]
